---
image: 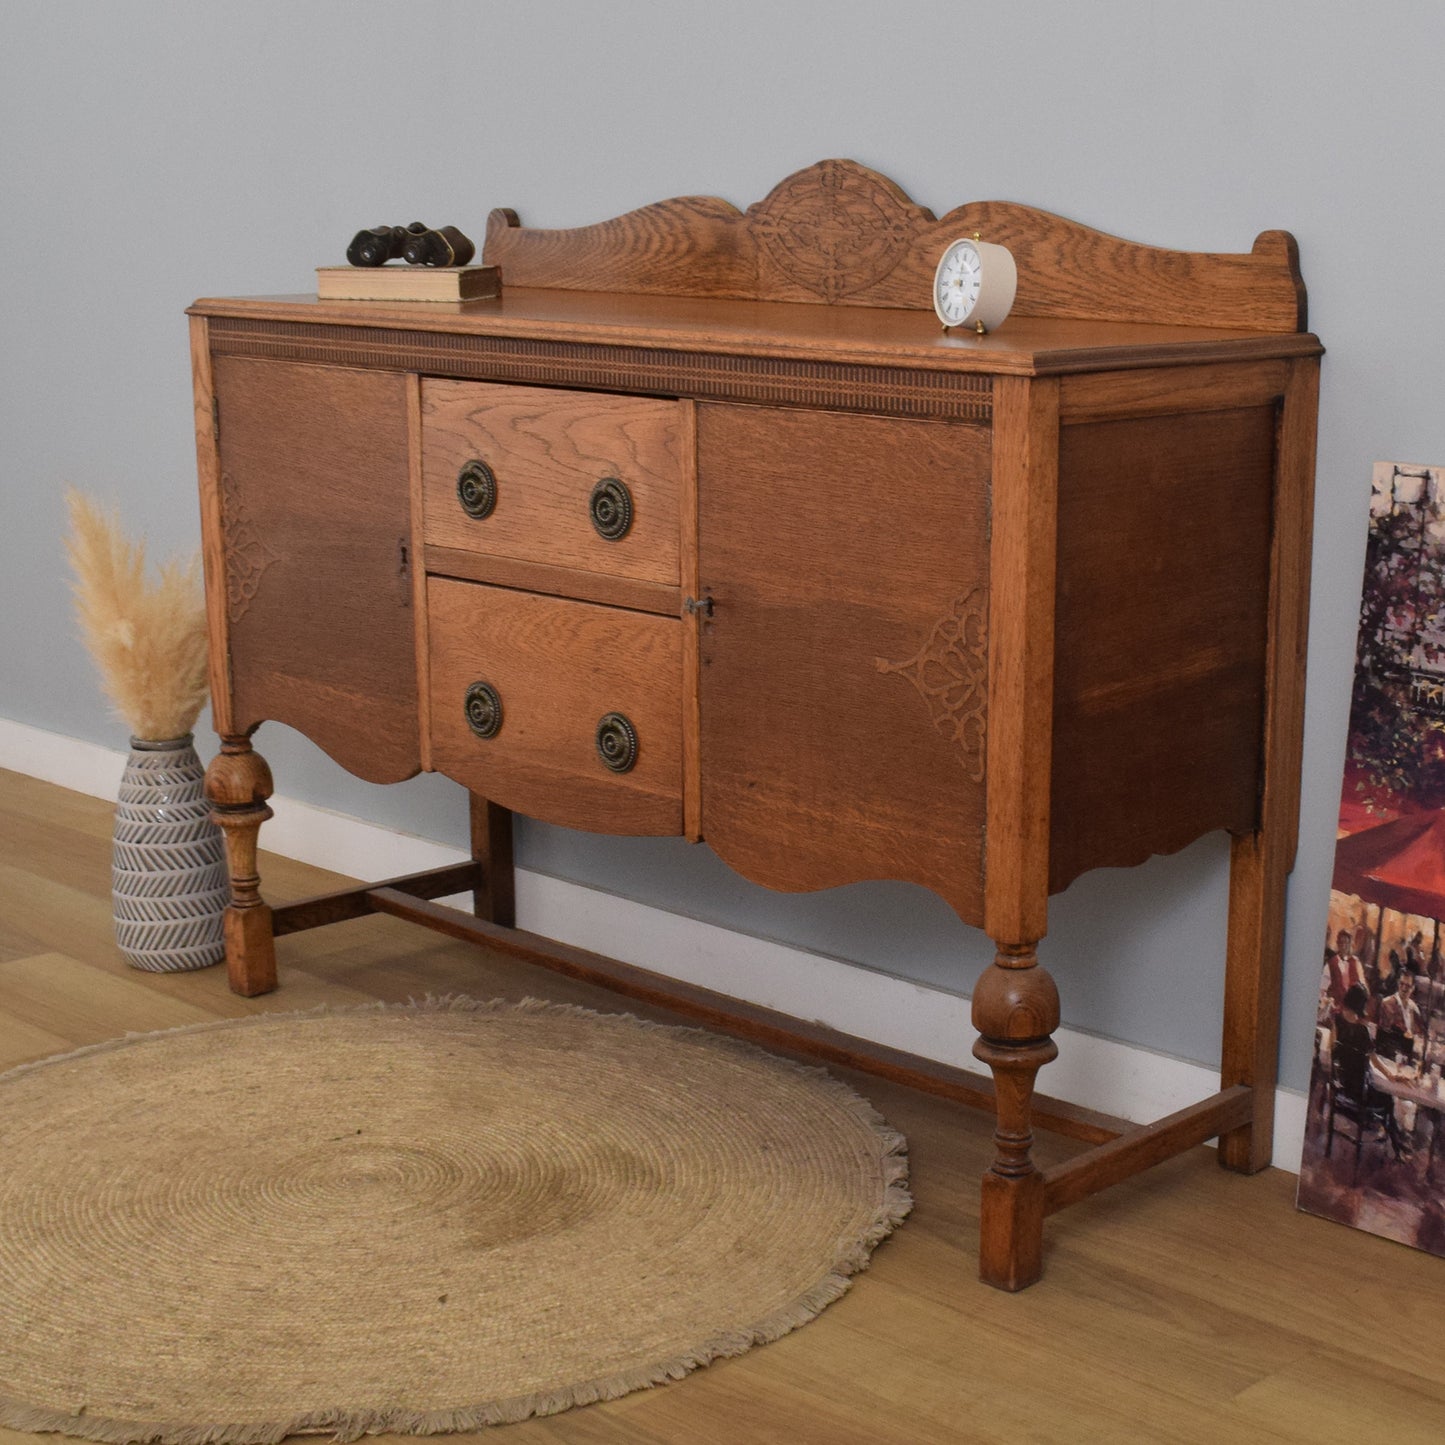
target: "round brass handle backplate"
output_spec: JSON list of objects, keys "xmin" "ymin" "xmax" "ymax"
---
[
  {"xmin": 589, "ymin": 477, "xmax": 633, "ymax": 541},
  {"xmin": 457, "ymin": 459, "xmax": 497, "ymax": 520},
  {"xmin": 595, "ymin": 712, "xmax": 638, "ymax": 773},
  {"xmin": 464, "ymin": 680, "xmax": 502, "ymax": 739}
]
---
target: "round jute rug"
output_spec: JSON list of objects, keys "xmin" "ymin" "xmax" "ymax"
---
[{"xmin": 0, "ymin": 997, "xmax": 910, "ymax": 1442}]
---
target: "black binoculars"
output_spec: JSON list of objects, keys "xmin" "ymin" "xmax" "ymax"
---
[{"xmin": 346, "ymin": 222, "xmax": 476, "ymax": 268}]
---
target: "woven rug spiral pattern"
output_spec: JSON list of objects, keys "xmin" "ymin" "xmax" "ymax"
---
[{"xmin": 0, "ymin": 997, "xmax": 910, "ymax": 1442}]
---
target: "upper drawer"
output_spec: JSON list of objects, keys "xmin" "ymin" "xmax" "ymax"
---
[{"xmin": 421, "ymin": 379, "xmax": 683, "ymax": 586}]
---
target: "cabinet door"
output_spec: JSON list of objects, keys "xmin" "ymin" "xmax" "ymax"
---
[
  {"xmin": 697, "ymin": 405, "xmax": 990, "ymax": 925},
  {"xmin": 210, "ymin": 357, "xmax": 420, "ymax": 783}
]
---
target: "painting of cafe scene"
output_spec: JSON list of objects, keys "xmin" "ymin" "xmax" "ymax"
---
[{"xmin": 1298, "ymin": 461, "xmax": 1445, "ymax": 1254}]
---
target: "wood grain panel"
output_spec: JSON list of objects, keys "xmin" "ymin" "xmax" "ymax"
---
[
  {"xmin": 1059, "ymin": 359, "xmax": 1290, "ymax": 425},
  {"xmin": 1048, "ymin": 407, "xmax": 1277, "ymax": 890},
  {"xmin": 983, "ymin": 377, "xmax": 1060, "ymax": 945},
  {"xmin": 422, "ymin": 545, "xmax": 680, "ymax": 616},
  {"xmin": 697, "ymin": 405, "xmax": 990, "ymax": 923},
  {"xmin": 405, "ymin": 373, "xmax": 432, "ymax": 771},
  {"xmin": 421, "ymin": 379, "xmax": 681, "ymax": 584},
  {"xmin": 189, "ymin": 316, "xmax": 232, "ymax": 734},
  {"xmin": 212, "ymin": 356, "xmax": 419, "ymax": 782},
  {"xmin": 484, "ymin": 159, "xmax": 1307, "ymax": 331},
  {"xmin": 427, "ymin": 578, "xmax": 683, "ymax": 835},
  {"xmin": 679, "ymin": 401, "xmax": 703, "ymax": 843},
  {"xmin": 1219, "ymin": 356, "xmax": 1321, "ymax": 1171}
]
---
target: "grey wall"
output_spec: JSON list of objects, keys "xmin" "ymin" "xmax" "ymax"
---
[{"xmin": 4, "ymin": 0, "xmax": 1442, "ymax": 1093}]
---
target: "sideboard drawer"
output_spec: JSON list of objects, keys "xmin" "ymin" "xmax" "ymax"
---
[
  {"xmin": 421, "ymin": 379, "xmax": 682, "ymax": 586},
  {"xmin": 426, "ymin": 576, "xmax": 683, "ymax": 835}
]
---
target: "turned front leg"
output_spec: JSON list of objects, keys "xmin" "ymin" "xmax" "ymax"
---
[
  {"xmin": 204, "ymin": 734, "xmax": 277, "ymax": 996},
  {"xmin": 972, "ymin": 943, "xmax": 1061, "ymax": 1291}
]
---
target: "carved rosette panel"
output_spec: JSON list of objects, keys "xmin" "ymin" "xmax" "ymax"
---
[
  {"xmin": 748, "ymin": 159, "xmax": 921, "ymax": 303},
  {"xmin": 220, "ymin": 473, "xmax": 280, "ymax": 624},
  {"xmin": 876, "ymin": 590, "xmax": 988, "ymax": 782}
]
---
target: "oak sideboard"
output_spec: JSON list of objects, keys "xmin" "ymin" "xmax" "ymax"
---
[{"xmin": 189, "ymin": 161, "xmax": 1322, "ymax": 1289}]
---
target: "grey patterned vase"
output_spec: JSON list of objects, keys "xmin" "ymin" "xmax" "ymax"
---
[{"xmin": 112, "ymin": 735, "xmax": 229, "ymax": 971}]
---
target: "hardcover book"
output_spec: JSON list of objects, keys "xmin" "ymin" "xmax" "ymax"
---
[{"xmin": 316, "ymin": 265, "xmax": 500, "ymax": 303}]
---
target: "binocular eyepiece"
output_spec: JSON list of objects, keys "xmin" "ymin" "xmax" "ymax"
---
[{"xmin": 346, "ymin": 222, "xmax": 476, "ymax": 268}]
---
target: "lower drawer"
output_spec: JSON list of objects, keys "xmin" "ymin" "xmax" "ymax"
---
[{"xmin": 426, "ymin": 577, "xmax": 684, "ymax": 835}]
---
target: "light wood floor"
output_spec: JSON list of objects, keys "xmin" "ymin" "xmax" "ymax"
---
[{"xmin": 2, "ymin": 766, "xmax": 1444, "ymax": 1444}]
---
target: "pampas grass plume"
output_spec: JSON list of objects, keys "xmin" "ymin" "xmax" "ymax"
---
[{"xmin": 64, "ymin": 490, "xmax": 211, "ymax": 741}]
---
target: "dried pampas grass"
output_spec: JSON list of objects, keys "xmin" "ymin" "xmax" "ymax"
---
[{"xmin": 64, "ymin": 490, "xmax": 211, "ymax": 742}]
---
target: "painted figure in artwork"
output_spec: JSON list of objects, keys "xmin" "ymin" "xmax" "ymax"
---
[
  {"xmin": 1323, "ymin": 928, "xmax": 1368, "ymax": 1014},
  {"xmin": 1377, "ymin": 971, "xmax": 1423, "ymax": 1060}
]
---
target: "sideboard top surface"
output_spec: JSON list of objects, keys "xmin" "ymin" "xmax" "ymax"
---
[{"xmin": 189, "ymin": 287, "xmax": 1322, "ymax": 379}]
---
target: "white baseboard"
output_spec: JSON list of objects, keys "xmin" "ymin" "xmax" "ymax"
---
[{"xmin": 0, "ymin": 715, "xmax": 1307, "ymax": 1170}]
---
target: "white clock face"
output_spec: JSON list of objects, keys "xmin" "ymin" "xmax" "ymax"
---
[{"xmin": 935, "ymin": 240, "xmax": 983, "ymax": 326}]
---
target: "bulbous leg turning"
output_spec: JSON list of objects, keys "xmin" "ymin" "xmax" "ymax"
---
[
  {"xmin": 204, "ymin": 734, "xmax": 277, "ymax": 996},
  {"xmin": 972, "ymin": 944, "xmax": 1061, "ymax": 1290}
]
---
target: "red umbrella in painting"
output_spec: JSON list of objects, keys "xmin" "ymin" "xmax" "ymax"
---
[
  {"xmin": 1334, "ymin": 809, "xmax": 1445, "ymax": 919},
  {"xmin": 1333, "ymin": 810, "xmax": 1445, "ymax": 1053}
]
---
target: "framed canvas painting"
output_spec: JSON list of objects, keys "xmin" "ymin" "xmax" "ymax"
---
[{"xmin": 1298, "ymin": 462, "xmax": 1445, "ymax": 1253}]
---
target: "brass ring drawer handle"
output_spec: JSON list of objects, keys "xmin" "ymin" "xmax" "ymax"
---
[
  {"xmin": 595, "ymin": 712, "xmax": 638, "ymax": 773},
  {"xmin": 457, "ymin": 459, "xmax": 497, "ymax": 520},
  {"xmin": 464, "ymin": 680, "xmax": 503, "ymax": 739},
  {"xmin": 589, "ymin": 477, "xmax": 633, "ymax": 541}
]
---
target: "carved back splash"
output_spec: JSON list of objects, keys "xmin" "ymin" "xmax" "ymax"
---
[{"xmin": 484, "ymin": 159, "xmax": 1306, "ymax": 332}]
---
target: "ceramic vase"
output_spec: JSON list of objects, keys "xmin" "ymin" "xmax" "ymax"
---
[{"xmin": 111, "ymin": 734, "xmax": 229, "ymax": 971}]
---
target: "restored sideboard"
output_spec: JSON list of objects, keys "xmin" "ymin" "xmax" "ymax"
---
[{"xmin": 189, "ymin": 161, "xmax": 1322, "ymax": 1289}]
